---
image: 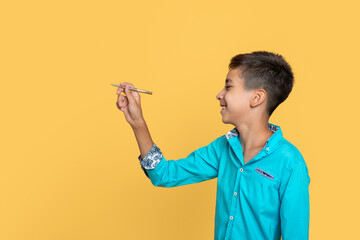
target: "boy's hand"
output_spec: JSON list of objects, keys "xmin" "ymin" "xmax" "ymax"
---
[{"xmin": 116, "ymin": 82, "xmax": 145, "ymax": 128}]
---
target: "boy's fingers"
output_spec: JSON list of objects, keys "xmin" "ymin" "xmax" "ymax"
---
[
  {"xmin": 119, "ymin": 82, "xmax": 139, "ymax": 104},
  {"xmin": 119, "ymin": 90, "xmax": 129, "ymax": 103},
  {"xmin": 117, "ymin": 82, "xmax": 128, "ymax": 95},
  {"xmin": 128, "ymin": 83, "xmax": 137, "ymax": 91},
  {"xmin": 117, "ymin": 87, "xmax": 124, "ymax": 95},
  {"xmin": 124, "ymin": 84, "xmax": 136, "ymax": 104},
  {"xmin": 117, "ymin": 94, "xmax": 123, "ymax": 107},
  {"xmin": 122, "ymin": 96, "xmax": 128, "ymax": 107},
  {"xmin": 116, "ymin": 101, "xmax": 122, "ymax": 110},
  {"xmin": 128, "ymin": 83, "xmax": 140, "ymax": 100},
  {"xmin": 117, "ymin": 93, "xmax": 122, "ymax": 101},
  {"xmin": 117, "ymin": 82, "xmax": 128, "ymax": 94},
  {"xmin": 120, "ymin": 82, "xmax": 131, "ymax": 90},
  {"xmin": 116, "ymin": 94, "xmax": 128, "ymax": 111}
]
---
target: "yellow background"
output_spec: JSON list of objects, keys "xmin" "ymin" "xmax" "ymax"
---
[{"xmin": 1, "ymin": 0, "xmax": 359, "ymax": 239}]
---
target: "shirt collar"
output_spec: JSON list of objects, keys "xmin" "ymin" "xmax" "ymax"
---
[{"xmin": 225, "ymin": 122, "xmax": 283, "ymax": 155}]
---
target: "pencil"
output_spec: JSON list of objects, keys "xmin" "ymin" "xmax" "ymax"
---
[{"xmin": 111, "ymin": 84, "xmax": 152, "ymax": 95}]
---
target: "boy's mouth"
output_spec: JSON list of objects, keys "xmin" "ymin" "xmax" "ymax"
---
[{"xmin": 220, "ymin": 104, "xmax": 227, "ymax": 111}]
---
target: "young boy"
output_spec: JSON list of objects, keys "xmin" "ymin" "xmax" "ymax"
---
[{"xmin": 116, "ymin": 51, "xmax": 310, "ymax": 240}]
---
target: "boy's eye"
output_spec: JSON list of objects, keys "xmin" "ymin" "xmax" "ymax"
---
[{"xmin": 225, "ymin": 86, "xmax": 231, "ymax": 89}]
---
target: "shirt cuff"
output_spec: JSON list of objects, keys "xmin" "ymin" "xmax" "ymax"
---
[{"xmin": 138, "ymin": 143, "xmax": 163, "ymax": 169}]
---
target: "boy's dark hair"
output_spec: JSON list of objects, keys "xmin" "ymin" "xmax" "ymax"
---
[{"xmin": 228, "ymin": 51, "xmax": 294, "ymax": 117}]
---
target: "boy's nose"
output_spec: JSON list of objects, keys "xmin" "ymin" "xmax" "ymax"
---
[{"xmin": 216, "ymin": 91, "xmax": 223, "ymax": 101}]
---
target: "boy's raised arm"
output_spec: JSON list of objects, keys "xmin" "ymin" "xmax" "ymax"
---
[
  {"xmin": 132, "ymin": 121, "xmax": 154, "ymax": 160},
  {"xmin": 137, "ymin": 137, "xmax": 220, "ymax": 187},
  {"xmin": 116, "ymin": 82, "xmax": 220, "ymax": 187},
  {"xmin": 116, "ymin": 82, "xmax": 154, "ymax": 159}
]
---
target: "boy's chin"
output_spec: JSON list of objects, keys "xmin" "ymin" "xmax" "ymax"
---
[
  {"xmin": 221, "ymin": 113, "xmax": 240, "ymax": 125},
  {"xmin": 221, "ymin": 116, "xmax": 232, "ymax": 124}
]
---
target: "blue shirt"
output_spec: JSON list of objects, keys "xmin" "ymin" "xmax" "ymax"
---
[{"xmin": 138, "ymin": 123, "xmax": 310, "ymax": 240}]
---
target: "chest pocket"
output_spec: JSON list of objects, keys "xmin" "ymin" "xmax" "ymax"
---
[
  {"xmin": 252, "ymin": 167, "xmax": 279, "ymax": 188},
  {"xmin": 255, "ymin": 167, "xmax": 275, "ymax": 180},
  {"xmin": 241, "ymin": 166, "xmax": 280, "ymax": 211}
]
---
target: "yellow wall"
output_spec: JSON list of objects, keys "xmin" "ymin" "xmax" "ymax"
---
[{"xmin": 1, "ymin": 0, "xmax": 359, "ymax": 239}]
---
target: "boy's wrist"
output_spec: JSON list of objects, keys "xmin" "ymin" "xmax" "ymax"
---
[{"xmin": 131, "ymin": 118, "xmax": 146, "ymax": 130}]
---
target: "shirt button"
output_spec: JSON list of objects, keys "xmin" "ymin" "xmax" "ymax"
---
[
  {"xmin": 266, "ymin": 147, "xmax": 269, "ymax": 151},
  {"xmin": 240, "ymin": 168, "xmax": 243, "ymax": 172},
  {"xmin": 230, "ymin": 216, "xmax": 234, "ymax": 220},
  {"xmin": 234, "ymin": 192, "xmax": 237, "ymax": 196}
]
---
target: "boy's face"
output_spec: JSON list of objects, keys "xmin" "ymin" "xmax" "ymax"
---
[{"xmin": 216, "ymin": 68, "xmax": 254, "ymax": 124}]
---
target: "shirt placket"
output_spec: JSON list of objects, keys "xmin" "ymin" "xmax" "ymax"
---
[
  {"xmin": 224, "ymin": 136, "xmax": 269, "ymax": 240},
  {"xmin": 224, "ymin": 165, "xmax": 243, "ymax": 240}
]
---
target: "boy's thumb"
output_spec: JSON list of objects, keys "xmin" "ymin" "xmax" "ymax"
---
[{"xmin": 125, "ymin": 85, "xmax": 135, "ymax": 103}]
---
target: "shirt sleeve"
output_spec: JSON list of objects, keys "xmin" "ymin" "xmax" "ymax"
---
[
  {"xmin": 138, "ymin": 143, "xmax": 163, "ymax": 179},
  {"xmin": 279, "ymin": 155, "xmax": 311, "ymax": 240},
  {"xmin": 138, "ymin": 137, "xmax": 221, "ymax": 187}
]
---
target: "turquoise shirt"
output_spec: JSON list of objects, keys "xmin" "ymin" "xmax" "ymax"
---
[{"xmin": 138, "ymin": 123, "xmax": 310, "ymax": 240}]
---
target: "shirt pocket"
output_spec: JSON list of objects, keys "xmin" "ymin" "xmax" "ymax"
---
[
  {"xmin": 241, "ymin": 167, "xmax": 280, "ymax": 218},
  {"xmin": 245, "ymin": 167, "xmax": 280, "ymax": 193}
]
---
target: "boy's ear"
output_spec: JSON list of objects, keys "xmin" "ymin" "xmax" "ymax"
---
[{"xmin": 250, "ymin": 89, "xmax": 267, "ymax": 107}]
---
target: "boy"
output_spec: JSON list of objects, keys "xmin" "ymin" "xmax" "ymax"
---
[{"xmin": 116, "ymin": 51, "xmax": 310, "ymax": 240}]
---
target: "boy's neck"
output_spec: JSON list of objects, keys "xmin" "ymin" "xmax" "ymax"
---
[{"xmin": 235, "ymin": 120, "xmax": 273, "ymax": 153}]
